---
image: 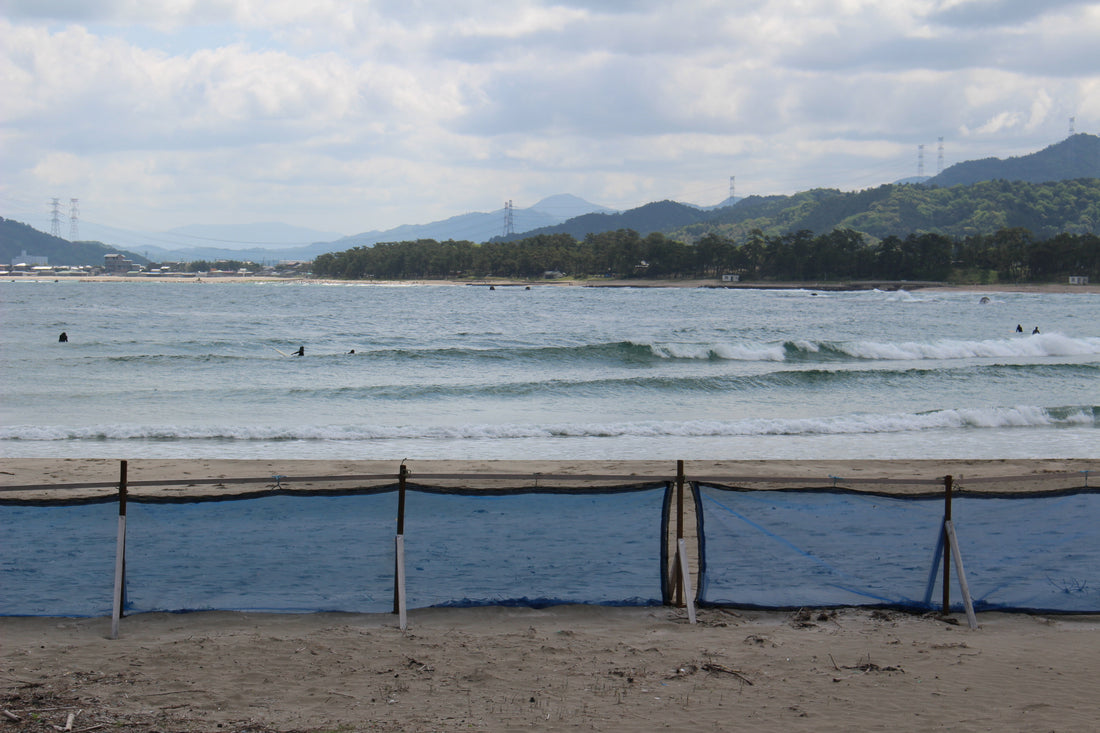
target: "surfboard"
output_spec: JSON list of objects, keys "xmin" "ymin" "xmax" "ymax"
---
[{"xmin": 270, "ymin": 347, "xmax": 290, "ymax": 357}]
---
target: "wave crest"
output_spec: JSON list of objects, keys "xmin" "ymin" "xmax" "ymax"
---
[{"xmin": 4, "ymin": 405, "xmax": 1094, "ymax": 443}]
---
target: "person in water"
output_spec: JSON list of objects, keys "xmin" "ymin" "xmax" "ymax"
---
[
  {"xmin": 58, "ymin": 331, "xmax": 68, "ymax": 342},
  {"xmin": 294, "ymin": 346, "xmax": 305, "ymax": 356},
  {"xmin": 1016, "ymin": 324, "xmax": 1023, "ymax": 333},
  {"xmin": 1032, "ymin": 327, "xmax": 1040, "ymax": 334}
]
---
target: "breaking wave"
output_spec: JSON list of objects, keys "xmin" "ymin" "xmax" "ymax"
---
[{"xmin": 4, "ymin": 405, "xmax": 1095, "ymax": 443}]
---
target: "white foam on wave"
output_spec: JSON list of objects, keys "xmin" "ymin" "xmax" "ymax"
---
[
  {"xmin": 640, "ymin": 340, "xmax": 788, "ymax": 361},
  {"xmin": 2, "ymin": 405, "xmax": 1093, "ymax": 443},
  {"xmin": 637, "ymin": 333, "xmax": 1100, "ymax": 363},
  {"xmin": 841, "ymin": 333, "xmax": 1100, "ymax": 361}
]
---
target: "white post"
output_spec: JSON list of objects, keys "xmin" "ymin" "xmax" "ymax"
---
[
  {"xmin": 395, "ymin": 535, "xmax": 407, "ymax": 631},
  {"xmin": 944, "ymin": 520, "xmax": 978, "ymax": 630},
  {"xmin": 111, "ymin": 515, "xmax": 126, "ymax": 639},
  {"xmin": 677, "ymin": 538, "xmax": 696, "ymax": 624}
]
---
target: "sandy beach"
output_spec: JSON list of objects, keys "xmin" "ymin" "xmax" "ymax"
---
[
  {"xmin": 3, "ymin": 458, "xmax": 1099, "ymax": 731},
  {"xmin": 3, "ymin": 457, "xmax": 1097, "ymax": 499}
]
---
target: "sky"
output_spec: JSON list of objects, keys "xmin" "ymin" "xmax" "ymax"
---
[{"xmin": 1, "ymin": 0, "xmax": 1098, "ymax": 242}]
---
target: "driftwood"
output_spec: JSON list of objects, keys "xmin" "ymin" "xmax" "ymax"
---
[
  {"xmin": 830, "ymin": 653, "xmax": 903, "ymax": 674},
  {"xmin": 700, "ymin": 663, "xmax": 753, "ymax": 685}
]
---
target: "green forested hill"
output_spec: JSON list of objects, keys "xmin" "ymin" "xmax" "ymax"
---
[
  {"xmin": 0, "ymin": 217, "xmax": 149, "ymax": 267},
  {"xmin": 926, "ymin": 133, "xmax": 1100, "ymax": 187},
  {"xmin": 494, "ymin": 200, "xmax": 709, "ymax": 242},
  {"xmin": 670, "ymin": 179, "xmax": 1100, "ymax": 242},
  {"xmin": 491, "ymin": 137, "xmax": 1100, "ymax": 246}
]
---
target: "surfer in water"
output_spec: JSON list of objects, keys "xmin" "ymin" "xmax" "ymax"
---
[
  {"xmin": 1032, "ymin": 327, "xmax": 1040, "ymax": 334},
  {"xmin": 58, "ymin": 331, "xmax": 68, "ymax": 342},
  {"xmin": 1016, "ymin": 324, "xmax": 1023, "ymax": 333},
  {"xmin": 294, "ymin": 346, "xmax": 305, "ymax": 356}
]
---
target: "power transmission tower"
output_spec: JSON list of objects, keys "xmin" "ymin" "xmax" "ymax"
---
[
  {"xmin": 937, "ymin": 137, "xmax": 944, "ymax": 175},
  {"xmin": 49, "ymin": 198, "xmax": 63, "ymax": 238},
  {"xmin": 917, "ymin": 144, "xmax": 925, "ymax": 177},
  {"xmin": 1069, "ymin": 116, "xmax": 1076, "ymax": 135},
  {"xmin": 503, "ymin": 200, "xmax": 515, "ymax": 236},
  {"xmin": 729, "ymin": 176, "xmax": 735, "ymax": 203},
  {"xmin": 69, "ymin": 198, "xmax": 80, "ymax": 241}
]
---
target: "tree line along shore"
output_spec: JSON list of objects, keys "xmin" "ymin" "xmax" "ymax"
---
[{"xmin": 312, "ymin": 226, "xmax": 1099, "ymax": 285}]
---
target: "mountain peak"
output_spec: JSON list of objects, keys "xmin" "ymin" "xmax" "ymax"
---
[{"xmin": 529, "ymin": 194, "xmax": 613, "ymax": 219}]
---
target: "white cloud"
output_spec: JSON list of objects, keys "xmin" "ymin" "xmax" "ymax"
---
[{"xmin": 0, "ymin": 1, "xmax": 1097, "ymax": 237}]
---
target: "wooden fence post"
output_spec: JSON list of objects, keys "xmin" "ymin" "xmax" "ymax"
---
[
  {"xmin": 671, "ymin": 460, "xmax": 685, "ymax": 607},
  {"xmin": 942, "ymin": 474, "xmax": 953, "ymax": 614},
  {"xmin": 111, "ymin": 460, "xmax": 128, "ymax": 640},
  {"xmin": 395, "ymin": 535, "xmax": 408, "ymax": 631},
  {"xmin": 394, "ymin": 462, "xmax": 407, "ymax": 616},
  {"xmin": 944, "ymin": 520, "xmax": 978, "ymax": 629}
]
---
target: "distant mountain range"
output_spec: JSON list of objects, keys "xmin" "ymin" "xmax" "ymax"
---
[
  {"xmin": 23, "ymin": 194, "xmax": 614, "ymax": 264},
  {"xmin": 3, "ymin": 135, "xmax": 1098, "ymax": 266},
  {"xmin": 324, "ymin": 194, "xmax": 614, "ymax": 255}
]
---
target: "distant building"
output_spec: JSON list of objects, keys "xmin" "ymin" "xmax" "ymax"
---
[
  {"xmin": 1069, "ymin": 275, "xmax": 1089, "ymax": 285},
  {"xmin": 104, "ymin": 253, "xmax": 134, "ymax": 274},
  {"xmin": 11, "ymin": 249, "xmax": 47, "ymax": 267},
  {"xmin": 722, "ymin": 273, "xmax": 741, "ymax": 282}
]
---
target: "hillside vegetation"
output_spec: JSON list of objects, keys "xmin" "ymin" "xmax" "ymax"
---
[
  {"xmin": 498, "ymin": 135, "xmax": 1100, "ymax": 245},
  {"xmin": 926, "ymin": 133, "xmax": 1100, "ymax": 187},
  {"xmin": 672, "ymin": 178, "xmax": 1100, "ymax": 242},
  {"xmin": 0, "ymin": 217, "xmax": 147, "ymax": 267}
]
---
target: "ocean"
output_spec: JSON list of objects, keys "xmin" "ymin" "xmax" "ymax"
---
[{"xmin": 1, "ymin": 280, "xmax": 1098, "ymax": 461}]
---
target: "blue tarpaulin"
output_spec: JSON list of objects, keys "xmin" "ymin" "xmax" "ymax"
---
[
  {"xmin": 2, "ymin": 483, "xmax": 670, "ymax": 616},
  {"xmin": 696, "ymin": 484, "xmax": 1100, "ymax": 613},
  {"xmin": 402, "ymin": 484, "xmax": 670, "ymax": 608},
  {"xmin": 1, "ymin": 499, "xmax": 118, "ymax": 616}
]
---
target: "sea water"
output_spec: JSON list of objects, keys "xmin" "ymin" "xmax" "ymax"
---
[{"xmin": 1, "ymin": 280, "xmax": 1098, "ymax": 460}]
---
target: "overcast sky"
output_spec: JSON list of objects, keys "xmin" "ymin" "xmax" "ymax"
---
[{"xmin": 1, "ymin": 0, "xmax": 1097, "ymax": 240}]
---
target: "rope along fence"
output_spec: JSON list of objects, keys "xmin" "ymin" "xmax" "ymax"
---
[{"xmin": 2, "ymin": 462, "xmax": 1097, "ymax": 634}]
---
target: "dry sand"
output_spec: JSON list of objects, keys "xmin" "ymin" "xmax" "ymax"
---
[{"xmin": 3, "ymin": 458, "xmax": 1099, "ymax": 732}]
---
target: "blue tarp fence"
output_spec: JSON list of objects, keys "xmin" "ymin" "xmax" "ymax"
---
[
  {"xmin": 124, "ymin": 492, "xmax": 397, "ymax": 614},
  {"xmin": 401, "ymin": 484, "xmax": 670, "ymax": 609},
  {"xmin": 695, "ymin": 483, "xmax": 1100, "ymax": 613},
  {"xmin": 1, "ymin": 482, "xmax": 671, "ymax": 616},
  {"xmin": 5, "ymin": 469, "xmax": 1099, "ymax": 617},
  {"xmin": 2, "ymin": 499, "xmax": 118, "ymax": 616}
]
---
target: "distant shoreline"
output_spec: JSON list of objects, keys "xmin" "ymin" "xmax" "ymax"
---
[{"xmin": 5, "ymin": 273, "xmax": 1098, "ymax": 294}]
